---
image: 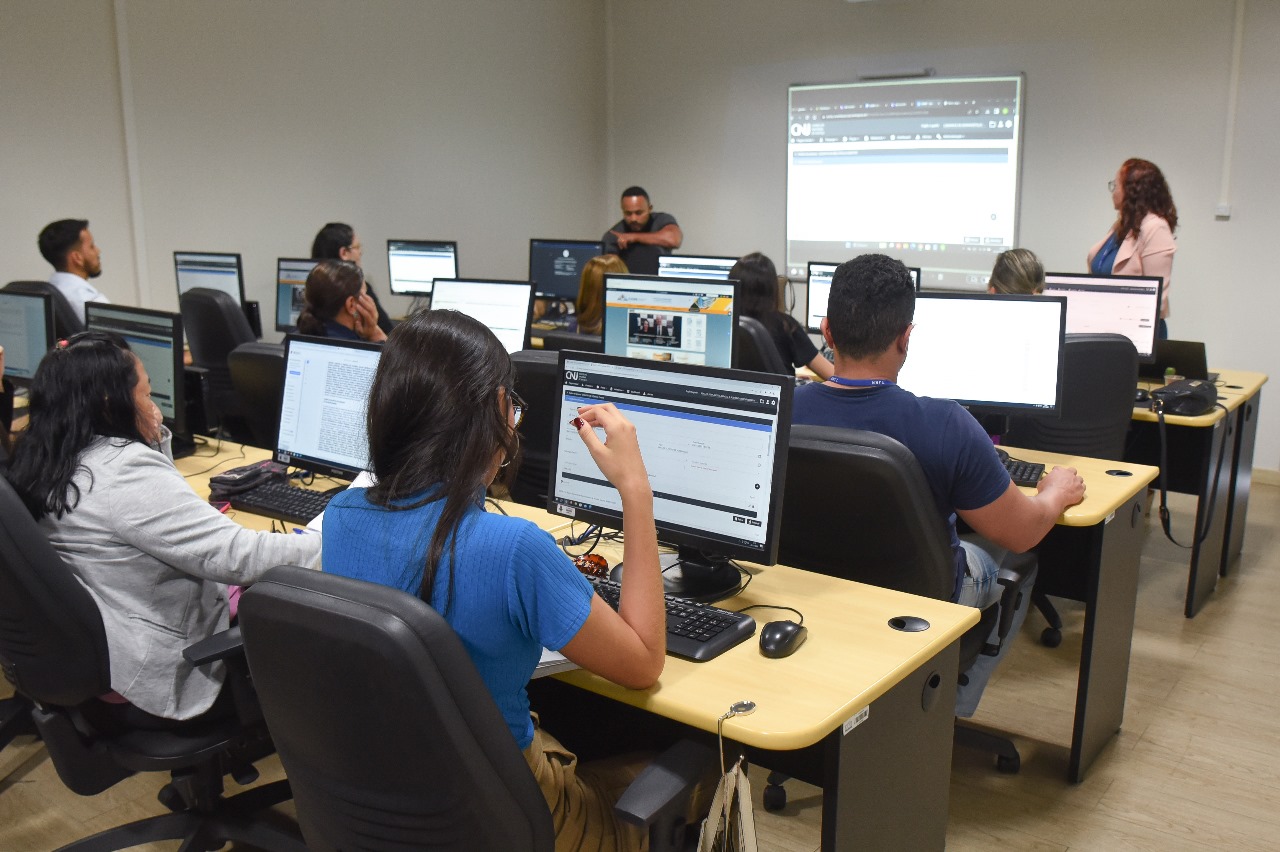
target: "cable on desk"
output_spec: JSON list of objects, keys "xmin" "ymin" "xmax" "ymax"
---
[
  {"xmin": 484, "ymin": 497, "xmax": 508, "ymax": 515},
  {"xmin": 735, "ymin": 604, "xmax": 804, "ymax": 625},
  {"xmin": 181, "ymin": 443, "xmax": 245, "ymax": 479}
]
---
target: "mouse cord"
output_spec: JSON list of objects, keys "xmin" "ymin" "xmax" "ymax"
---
[{"xmin": 735, "ymin": 604, "xmax": 804, "ymax": 625}]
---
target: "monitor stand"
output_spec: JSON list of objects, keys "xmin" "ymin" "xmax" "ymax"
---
[{"xmin": 610, "ymin": 545, "xmax": 742, "ymax": 604}]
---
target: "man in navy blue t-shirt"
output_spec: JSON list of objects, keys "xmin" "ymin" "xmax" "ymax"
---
[{"xmin": 793, "ymin": 253, "xmax": 1085, "ymax": 715}]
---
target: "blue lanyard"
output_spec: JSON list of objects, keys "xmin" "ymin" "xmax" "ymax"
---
[{"xmin": 827, "ymin": 376, "xmax": 895, "ymax": 388}]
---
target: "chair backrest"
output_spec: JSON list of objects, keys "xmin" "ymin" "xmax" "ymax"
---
[
  {"xmin": 538, "ymin": 329, "xmax": 602, "ymax": 353},
  {"xmin": 1003, "ymin": 333, "xmax": 1137, "ymax": 461},
  {"xmin": 0, "ymin": 477, "xmax": 111, "ymax": 706},
  {"xmin": 4, "ymin": 280, "xmax": 85, "ymax": 338},
  {"xmin": 777, "ymin": 425, "xmax": 956, "ymax": 602},
  {"xmin": 239, "ymin": 566, "xmax": 555, "ymax": 852},
  {"xmin": 736, "ymin": 315, "xmax": 790, "ymax": 375},
  {"xmin": 227, "ymin": 342, "xmax": 286, "ymax": 449},
  {"xmin": 179, "ymin": 287, "xmax": 256, "ymax": 376},
  {"xmin": 508, "ymin": 349, "xmax": 560, "ymax": 508}
]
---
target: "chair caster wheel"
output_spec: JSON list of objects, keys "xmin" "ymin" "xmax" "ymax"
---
[
  {"xmin": 996, "ymin": 754, "xmax": 1020, "ymax": 774},
  {"xmin": 762, "ymin": 783, "xmax": 787, "ymax": 811},
  {"xmin": 157, "ymin": 783, "xmax": 186, "ymax": 812},
  {"xmin": 1040, "ymin": 627, "xmax": 1062, "ymax": 648}
]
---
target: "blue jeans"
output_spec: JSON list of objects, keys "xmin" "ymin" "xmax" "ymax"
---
[{"xmin": 954, "ymin": 536, "xmax": 1036, "ymax": 717}]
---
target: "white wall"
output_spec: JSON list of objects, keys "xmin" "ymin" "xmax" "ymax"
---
[{"xmin": 604, "ymin": 0, "xmax": 1279, "ymax": 472}]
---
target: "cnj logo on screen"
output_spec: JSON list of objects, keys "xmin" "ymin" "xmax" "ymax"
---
[{"xmin": 790, "ymin": 122, "xmax": 813, "ymax": 138}]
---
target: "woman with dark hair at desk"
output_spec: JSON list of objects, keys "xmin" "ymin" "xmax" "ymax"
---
[
  {"xmin": 5, "ymin": 332, "xmax": 320, "ymax": 726},
  {"xmin": 321, "ymin": 310, "xmax": 668, "ymax": 850},
  {"xmin": 1088, "ymin": 158, "xmax": 1178, "ymax": 338},
  {"xmin": 732, "ymin": 252, "xmax": 834, "ymax": 380},
  {"xmin": 296, "ymin": 259, "xmax": 387, "ymax": 343},
  {"xmin": 312, "ymin": 221, "xmax": 394, "ymax": 334}
]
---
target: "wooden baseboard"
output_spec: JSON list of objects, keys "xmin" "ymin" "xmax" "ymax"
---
[{"xmin": 1255, "ymin": 468, "xmax": 1280, "ymax": 488}]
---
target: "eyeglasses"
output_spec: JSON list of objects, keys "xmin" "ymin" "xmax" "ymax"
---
[
  {"xmin": 1107, "ymin": 179, "xmax": 1117, "ymax": 192},
  {"xmin": 509, "ymin": 389, "xmax": 527, "ymax": 428}
]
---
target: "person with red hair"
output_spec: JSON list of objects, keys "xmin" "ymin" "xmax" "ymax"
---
[{"xmin": 1088, "ymin": 158, "xmax": 1178, "ymax": 338}]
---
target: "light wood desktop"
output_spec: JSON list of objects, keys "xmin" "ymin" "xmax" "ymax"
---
[{"xmin": 176, "ymin": 441, "xmax": 979, "ymax": 851}]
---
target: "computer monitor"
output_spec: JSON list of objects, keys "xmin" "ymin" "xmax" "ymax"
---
[
  {"xmin": 0, "ymin": 291, "xmax": 55, "ymax": 387},
  {"xmin": 528, "ymin": 239, "xmax": 603, "ymax": 300},
  {"xmin": 657, "ymin": 255, "xmax": 738, "ymax": 280},
  {"xmin": 386, "ymin": 239, "xmax": 459, "ymax": 296},
  {"xmin": 84, "ymin": 303, "xmax": 187, "ymax": 447},
  {"xmin": 1042, "ymin": 272, "xmax": 1162, "ymax": 363},
  {"xmin": 549, "ymin": 351, "xmax": 793, "ymax": 602},
  {"xmin": 806, "ymin": 261, "xmax": 921, "ymax": 332},
  {"xmin": 897, "ymin": 292, "xmax": 1066, "ymax": 416},
  {"xmin": 601, "ymin": 274, "xmax": 738, "ymax": 368},
  {"xmin": 173, "ymin": 252, "xmax": 245, "ymax": 305},
  {"xmin": 276, "ymin": 258, "xmax": 319, "ymax": 332},
  {"xmin": 275, "ymin": 335, "xmax": 381, "ymax": 479},
  {"xmin": 430, "ymin": 279, "xmax": 534, "ymax": 354}
]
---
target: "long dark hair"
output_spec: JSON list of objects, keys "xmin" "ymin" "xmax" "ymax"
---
[
  {"xmin": 364, "ymin": 310, "xmax": 520, "ymax": 611},
  {"xmin": 731, "ymin": 252, "xmax": 781, "ymax": 320},
  {"xmin": 1116, "ymin": 158, "xmax": 1178, "ymax": 241},
  {"xmin": 7, "ymin": 332, "xmax": 146, "ymax": 520},
  {"xmin": 297, "ymin": 260, "xmax": 364, "ymax": 336}
]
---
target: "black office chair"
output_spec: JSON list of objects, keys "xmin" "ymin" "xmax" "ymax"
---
[
  {"xmin": 770, "ymin": 425, "xmax": 1032, "ymax": 797},
  {"xmin": 509, "ymin": 349, "xmax": 560, "ymax": 508},
  {"xmin": 0, "ymin": 476, "xmax": 303, "ymax": 851},
  {"xmin": 228, "ymin": 341, "xmax": 287, "ymax": 449},
  {"xmin": 735, "ymin": 315, "xmax": 790, "ymax": 375},
  {"xmin": 1003, "ymin": 333, "xmax": 1138, "ymax": 646},
  {"xmin": 538, "ymin": 328, "xmax": 603, "ymax": 353},
  {"xmin": 180, "ymin": 287, "xmax": 257, "ymax": 437},
  {"xmin": 4, "ymin": 280, "xmax": 85, "ymax": 338},
  {"xmin": 239, "ymin": 565, "xmax": 711, "ymax": 852}
]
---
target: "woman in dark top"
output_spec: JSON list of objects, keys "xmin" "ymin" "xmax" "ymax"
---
[
  {"xmin": 731, "ymin": 252, "xmax": 833, "ymax": 379},
  {"xmin": 296, "ymin": 260, "xmax": 387, "ymax": 343},
  {"xmin": 311, "ymin": 222, "xmax": 394, "ymax": 334}
]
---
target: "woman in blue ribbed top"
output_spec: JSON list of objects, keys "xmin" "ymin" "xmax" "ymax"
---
[{"xmin": 321, "ymin": 309, "xmax": 666, "ymax": 850}]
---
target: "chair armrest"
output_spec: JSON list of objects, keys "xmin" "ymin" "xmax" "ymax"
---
[
  {"xmin": 183, "ymin": 626, "xmax": 243, "ymax": 667},
  {"xmin": 983, "ymin": 552, "xmax": 1037, "ymax": 656},
  {"xmin": 615, "ymin": 739, "xmax": 714, "ymax": 851}
]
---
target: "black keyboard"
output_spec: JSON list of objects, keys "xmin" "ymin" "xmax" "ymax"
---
[
  {"xmin": 587, "ymin": 576, "xmax": 756, "ymax": 662},
  {"xmin": 1003, "ymin": 456, "xmax": 1046, "ymax": 488},
  {"xmin": 229, "ymin": 480, "xmax": 333, "ymax": 525}
]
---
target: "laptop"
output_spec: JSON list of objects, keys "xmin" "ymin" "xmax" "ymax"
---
[{"xmin": 1139, "ymin": 339, "xmax": 1218, "ymax": 383}]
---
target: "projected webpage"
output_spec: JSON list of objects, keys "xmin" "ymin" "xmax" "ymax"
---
[
  {"xmin": 897, "ymin": 294, "xmax": 1063, "ymax": 412},
  {"xmin": 85, "ymin": 305, "xmax": 180, "ymax": 420},
  {"xmin": 1043, "ymin": 273, "xmax": 1161, "ymax": 359},
  {"xmin": 787, "ymin": 76, "xmax": 1023, "ymax": 292},
  {"xmin": 0, "ymin": 292, "xmax": 52, "ymax": 381},
  {"xmin": 603, "ymin": 277, "xmax": 735, "ymax": 367},
  {"xmin": 387, "ymin": 240, "xmax": 457, "ymax": 295},
  {"xmin": 657, "ymin": 255, "xmax": 736, "ymax": 280},
  {"xmin": 174, "ymin": 252, "xmax": 243, "ymax": 303},
  {"xmin": 430, "ymin": 279, "xmax": 532, "ymax": 354},
  {"xmin": 277, "ymin": 338, "xmax": 380, "ymax": 474},
  {"xmin": 553, "ymin": 357, "xmax": 783, "ymax": 554},
  {"xmin": 276, "ymin": 258, "xmax": 318, "ymax": 331}
]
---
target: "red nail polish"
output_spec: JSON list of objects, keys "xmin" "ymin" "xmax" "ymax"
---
[{"xmin": 570, "ymin": 417, "xmax": 585, "ymax": 429}]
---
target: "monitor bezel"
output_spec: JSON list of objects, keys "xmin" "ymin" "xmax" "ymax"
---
[
  {"xmin": 275, "ymin": 257, "xmax": 319, "ymax": 333},
  {"xmin": 429, "ymin": 277, "xmax": 536, "ymax": 353},
  {"xmin": 547, "ymin": 349, "xmax": 794, "ymax": 569},
  {"xmin": 909, "ymin": 291, "xmax": 1067, "ymax": 418},
  {"xmin": 386, "ymin": 239, "xmax": 459, "ymax": 296},
  {"xmin": 528, "ymin": 238, "xmax": 605, "ymax": 300},
  {"xmin": 601, "ymin": 273, "xmax": 740, "ymax": 369},
  {"xmin": 275, "ymin": 334, "xmax": 382, "ymax": 481},
  {"xmin": 0, "ymin": 291, "xmax": 55, "ymax": 389},
  {"xmin": 656, "ymin": 254, "xmax": 741, "ymax": 279},
  {"xmin": 85, "ymin": 302, "xmax": 186, "ymax": 437},
  {"xmin": 1042, "ymin": 271, "xmax": 1163, "ymax": 364},
  {"xmin": 172, "ymin": 251, "xmax": 246, "ymax": 307}
]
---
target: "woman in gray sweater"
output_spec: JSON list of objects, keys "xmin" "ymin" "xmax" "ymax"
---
[{"xmin": 6, "ymin": 332, "xmax": 321, "ymax": 724}]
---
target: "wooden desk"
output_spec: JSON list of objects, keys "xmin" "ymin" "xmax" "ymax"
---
[
  {"xmin": 1127, "ymin": 369, "xmax": 1267, "ymax": 616},
  {"xmin": 1003, "ymin": 446, "xmax": 1157, "ymax": 782},
  {"xmin": 181, "ymin": 442, "xmax": 977, "ymax": 851}
]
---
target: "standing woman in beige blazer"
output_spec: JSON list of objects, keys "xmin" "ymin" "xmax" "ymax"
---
[{"xmin": 1088, "ymin": 158, "xmax": 1178, "ymax": 338}]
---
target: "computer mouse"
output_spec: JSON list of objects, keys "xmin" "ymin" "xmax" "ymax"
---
[
  {"xmin": 1135, "ymin": 388, "xmax": 1150, "ymax": 404},
  {"xmin": 759, "ymin": 620, "xmax": 808, "ymax": 658}
]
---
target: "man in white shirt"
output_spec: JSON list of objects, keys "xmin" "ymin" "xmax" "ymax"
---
[{"xmin": 38, "ymin": 218, "xmax": 109, "ymax": 324}]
